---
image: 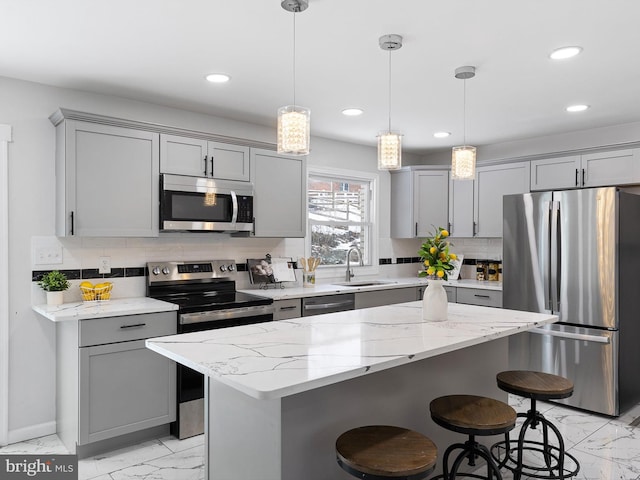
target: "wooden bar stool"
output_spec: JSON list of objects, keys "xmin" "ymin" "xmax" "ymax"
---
[
  {"xmin": 336, "ymin": 425, "xmax": 437, "ymax": 480},
  {"xmin": 490, "ymin": 370, "xmax": 580, "ymax": 479},
  {"xmin": 429, "ymin": 395, "xmax": 516, "ymax": 479}
]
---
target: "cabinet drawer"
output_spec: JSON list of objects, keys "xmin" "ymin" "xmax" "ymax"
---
[
  {"xmin": 456, "ymin": 288, "xmax": 502, "ymax": 308},
  {"xmin": 79, "ymin": 311, "xmax": 177, "ymax": 347},
  {"xmin": 273, "ymin": 299, "xmax": 301, "ymax": 320}
]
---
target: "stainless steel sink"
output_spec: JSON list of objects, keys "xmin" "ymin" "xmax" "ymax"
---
[{"xmin": 332, "ymin": 280, "xmax": 398, "ymax": 287}]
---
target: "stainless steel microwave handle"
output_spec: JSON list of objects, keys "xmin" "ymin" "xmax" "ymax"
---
[
  {"xmin": 230, "ymin": 190, "xmax": 238, "ymax": 224},
  {"xmin": 529, "ymin": 327, "xmax": 610, "ymax": 344}
]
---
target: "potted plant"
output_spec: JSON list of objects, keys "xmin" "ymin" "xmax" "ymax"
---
[
  {"xmin": 418, "ymin": 227, "xmax": 457, "ymax": 321},
  {"xmin": 38, "ymin": 270, "xmax": 70, "ymax": 306}
]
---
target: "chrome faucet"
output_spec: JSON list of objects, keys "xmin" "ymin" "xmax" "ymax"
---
[{"xmin": 345, "ymin": 246, "xmax": 364, "ymax": 281}]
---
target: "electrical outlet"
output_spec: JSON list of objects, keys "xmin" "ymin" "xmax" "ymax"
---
[
  {"xmin": 99, "ymin": 256, "xmax": 111, "ymax": 274},
  {"xmin": 35, "ymin": 246, "xmax": 63, "ymax": 265}
]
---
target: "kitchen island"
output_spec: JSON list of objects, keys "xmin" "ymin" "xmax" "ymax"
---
[{"xmin": 146, "ymin": 301, "xmax": 556, "ymax": 480}]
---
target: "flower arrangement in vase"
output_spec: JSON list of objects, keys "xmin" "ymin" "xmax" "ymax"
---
[{"xmin": 418, "ymin": 227, "xmax": 457, "ymax": 321}]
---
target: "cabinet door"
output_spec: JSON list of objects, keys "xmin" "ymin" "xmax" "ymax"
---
[
  {"xmin": 449, "ymin": 178, "xmax": 475, "ymax": 237},
  {"xmin": 79, "ymin": 340, "xmax": 176, "ymax": 445},
  {"xmin": 251, "ymin": 148, "xmax": 306, "ymax": 238},
  {"xmin": 582, "ymin": 149, "xmax": 640, "ymax": 187},
  {"xmin": 69, "ymin": 122, "xmax": 159, "ymax": 237},
  {"xmin": 160, "ymin": 134, "xmax": 208, "ymax": 177},
  {"xmin": 456, "ymin": 288, "xmax": 502, "ymax": 308},
  {"xmin": 474, "ymin": 162, "xmax": 530, "ymax": 237},
  {"xmin": 530, "ymin": 156, "xmax": 581, "ymax": 191},
  {"xmin": 273, "ymin": 299, "xmax": 301, "ymax": 320},
  {"xmin": 414, "ymin": 171, "xmax": 449, "ymax": 237},
  {"xmin": 355, "ymin": 288, "xmax": 417, "ymax": 309},
  {"xmin": 209, "ymin": 142, "xmax": 250, "ymax": 181}
]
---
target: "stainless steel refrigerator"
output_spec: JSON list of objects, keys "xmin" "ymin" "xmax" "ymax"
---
[{"xmin": 504, "ymin": 187, "xmax": 640, "ymax": 416}]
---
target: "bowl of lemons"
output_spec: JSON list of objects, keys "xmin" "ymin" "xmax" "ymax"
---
[{"xmin": 80, "ymin": 281, "xmax": 113, "ymax": 302}]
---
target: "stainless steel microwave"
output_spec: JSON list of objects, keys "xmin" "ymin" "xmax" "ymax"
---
[{"xmin": 160, "ymin": 174, "xmax": 254, "ymax": 233}]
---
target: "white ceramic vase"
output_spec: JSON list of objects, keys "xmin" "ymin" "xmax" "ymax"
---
[
  {"xmin": 46, "ymin": 291, "xmax": 64, "ymax": 306},
  {"xmin": 422, "ymin": 279, "xmax": 448, "ymax": 321}
]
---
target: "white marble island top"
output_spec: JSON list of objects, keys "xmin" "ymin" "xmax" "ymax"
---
[{"xmin": 146, "ymin": 302, "xmax": 556, "ymax": 400}]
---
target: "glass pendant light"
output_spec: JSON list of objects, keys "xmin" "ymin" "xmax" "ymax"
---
[
  {"xmin": 277, "ymin": 0, "xmax": 310, "ymax": 156},
  {"xmin": 451, "ymin": 66, "xmax": 477, "ymax": 180},
  {"xmin": 377, "ymin": 34, "xmax": 403, "ymax": 171}
]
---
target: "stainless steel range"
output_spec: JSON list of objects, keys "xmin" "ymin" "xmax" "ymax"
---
[{"xmin": 147, "ymin": 260, "xmax": 274, "ymax": 439}]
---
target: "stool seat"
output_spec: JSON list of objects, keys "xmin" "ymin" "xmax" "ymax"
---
[
  {"xmin": 430, "ymin": 394, "xmax": 517, "ymax": 436},
  {"xmin": 336, "ymin": 425, "xmax": 437, "ymax": 480},
  {"xmin": 497, "ymin": 370, "xmax": 573, "ymax": 400}
]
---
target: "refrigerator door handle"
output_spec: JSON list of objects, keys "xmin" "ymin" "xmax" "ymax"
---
[
  {"xmin": 529, "ymin": 327, "xmax": 611, "ymax": 344},
  {"xmin": 550, "ymin": 200, "xmax": 560, "ymax": 312}
]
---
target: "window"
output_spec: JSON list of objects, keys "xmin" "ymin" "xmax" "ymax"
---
[{"xmin": 308, "ymin": 172, "xmax": 374, "ymax": 267}]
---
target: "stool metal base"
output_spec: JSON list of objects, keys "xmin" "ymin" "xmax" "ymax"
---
[
  {"xmin": 490, "ymin": 403, "xmax": 579, "ymax": 480},
  {"xmin": 431, "ymin": 435, "xmax": 504, "ymax": 480}
]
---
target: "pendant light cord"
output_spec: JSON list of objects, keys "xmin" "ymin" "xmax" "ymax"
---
[
  {"xmin": 462, "ymin": 78, "xmax": 467, "ymax": 147},
  {"xmin": 388, "ymin": 49, "xmax": 392, "ymax": 132},
  {"xmin": 292, "ymin": 12, "xmax": 296, "ymax": 106}
]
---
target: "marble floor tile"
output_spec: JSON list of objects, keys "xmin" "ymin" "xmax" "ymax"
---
[
  {"xmin": 109, "ymin": 445, "xmax": 204, "ymax": 480},
  {"xmin": 572, "ymin": 421, "xmax": 640, "ymax": 475},
  {"xmin": 158, "ymin": 434, "xmax": 204, "ymax": 454},
  {"xmin": 0, "ymin": 434, "xmax": 69, "ymax": 454},
  {"xmin": 79, "ymin": 439, "xmax": 173, "ymax": 480}
]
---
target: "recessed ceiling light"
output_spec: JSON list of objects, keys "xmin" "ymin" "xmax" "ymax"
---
[
  {"xmin": 342, "ymin": 108, "xmax": 364, "ymax": 116},
  {"xmin": 205, "ymin": 73, "xmax": 231, "ymax": 84},
  {"xmin": 550, "ymin": 46, "xmax": 583, "ymax": 60},
  {"xmin": 433, "ymin": 132, "xmax": 451, "ymax": 138},
  {"xmin": 566, "ymin": 104, "xmax": 590, "ymax": 113}
]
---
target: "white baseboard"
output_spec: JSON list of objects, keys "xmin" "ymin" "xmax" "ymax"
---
[{"xmin": 7, "ymin": 421, "xmax": 56, "ymax": 445}]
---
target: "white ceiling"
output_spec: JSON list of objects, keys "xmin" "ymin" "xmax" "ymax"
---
[{"xmin": 3, "ymin": 0, "xmax": 640, "ymax": 154}]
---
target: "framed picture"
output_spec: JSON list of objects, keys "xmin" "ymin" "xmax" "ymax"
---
[{"xmin": 247, "ymin": 257, "xmax": 296, "ymax": 284}]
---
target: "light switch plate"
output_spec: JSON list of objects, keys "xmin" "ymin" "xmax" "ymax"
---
[{"xmin": 35, "ymin": 246, "xmax": 63, "ymax": 265}]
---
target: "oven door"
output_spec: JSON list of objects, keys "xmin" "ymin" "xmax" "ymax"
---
[{"xmin": 160, "ymin": 174, "xmax": 253, "ymax": 232}]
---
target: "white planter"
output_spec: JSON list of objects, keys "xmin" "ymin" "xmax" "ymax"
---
[
  {"xmin": 46, "ymin": 291, "xmax": 65, "ymax": 306},
  {"xmin": 422, "ymin": 279, "xmax": 448, "ymax": 321}
]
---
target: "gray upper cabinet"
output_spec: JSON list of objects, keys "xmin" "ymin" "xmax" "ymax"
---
[
  {"xmin": 53, "ymin": 119, "xmax": 159, "ymax": 237},
  {"xmin": 160, "ymin": 134, "xmax": 250, "ymax": 181},
  {"xmin": 530, "ymin": 149, "xmax": 640, "ymax": 191},
  {"xmin": 474, "ymin": 162, "xmax": 530, "ymax": 237},
  {"xmin": 448, "ymin": 178, "xmax": 475, "ymax": 238},
  {"xmin": 251, "ymin": 148, "xmax": 306, "ymax": 238},
  {"xmin": 391, "ymin": 168, "xmax": 450, "ymax": 238}
]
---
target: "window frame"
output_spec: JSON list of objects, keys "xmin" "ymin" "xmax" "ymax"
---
[{"xmin": 306, "ymin": 166, "xmax": 379, "ymax": 279}]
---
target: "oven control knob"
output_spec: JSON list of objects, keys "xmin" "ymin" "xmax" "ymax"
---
[
  {"xmin": 219, "ymin": 265, "xmax": 227, "ymax": 272},
  {"xmin": 227, "ymin": 264, "xmax": 235, "ymax": 272},
  {"xmin": 152, "ymin": 267, "xmax": 160, "ymax": 276},
  {"xmin": 162, "ymin": 267, "xmax": 170, "ymax": 275}
]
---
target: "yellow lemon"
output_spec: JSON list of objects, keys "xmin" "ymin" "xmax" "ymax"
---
[
  {"xmin": 441, "ymin": 230, "xmax": 449, "ymax": 237},
  {"xmin": 429, "ymin": 246, "xmax": 437, "ymax": 254},
  {"xmin": 424, "ymin": 260, "xmax": 430, "ymax": 266},
  {"xmin": 450, "ymin": 253, "xmax": 457, "ymax": 260},
  {"xmin": 436, "ymin": 270, "xmax": 445, "ymax": 278},
  {"xmin": 80, "ymin": 281, "xmax": 93, "ymax": 288},
  {"xmin": 94, "ymin": 283, "xmax": 106, "ymax": 289},
  {"xmin": 427, "ymin": 267, "xmax": 435, "ymax": 275}
]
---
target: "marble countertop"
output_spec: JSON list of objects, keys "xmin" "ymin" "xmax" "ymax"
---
[
  {"xmin": 146, "ymin": 302, "xmax": 555, "ymax": 400},
  {"xmin": 239, "ymin": 277, "xmax": 502, "ymax": 300},
  {"xmin": 33, "ymin": 297, "xmax": 179, "ymax": 322}
]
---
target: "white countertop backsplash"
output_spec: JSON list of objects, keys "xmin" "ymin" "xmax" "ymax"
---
[{"xmin": 146, "ymin": 302, "xmax": 554, "ymax": 400}]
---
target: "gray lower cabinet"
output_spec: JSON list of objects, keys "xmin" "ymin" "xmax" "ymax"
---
[
  {"xmin": 456, "ymin": 288, "xmax": 502, "ymax": 308},
  {"xmin": 57, "ymin": 311, "xmax": 177, "ymax": 456},
  {"xmin": 355, "ymin": 288, "xmax": 417, "ymax": 309},
  {"xmin": 273, "ymin": 299, "xmax": 302, "ymax": 320}
]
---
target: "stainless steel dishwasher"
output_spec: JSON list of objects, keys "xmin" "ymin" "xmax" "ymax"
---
[{"xmin": 302, "ymin": 293, "xmax": 355, "ymax": 316}]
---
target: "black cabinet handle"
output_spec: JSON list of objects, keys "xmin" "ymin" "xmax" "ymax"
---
[
  {"xmin": 279, "ymin": 306, "xmax": 297, "ymax": 311},
  {"xmin": 582, "ymin": 168, "xmax": 586, "ymax": 185},
  {"xmin": 210, "ymin": 156, "xmax": 214, "ymax": 177},
  {"xmin": 415, "ymin": 222, "xmax": 418, "ymax": 237},
  {"xmin": 203, "ymin": 156, "xmax": 208, "ymax": 176},
  {"xmin": 575, "ymin": 168, "xmax": 579, "ymax": 186},
  {"xmin": 120, "ymin": 323, "xmax": 146, "ymax": 329},
  {"xmin": 70, "ymin": 211, "xmax": 74, "ymax": 235},
  {"xmin": 474, "ymin": 294, "xmax": 491, "ymax": 299}
]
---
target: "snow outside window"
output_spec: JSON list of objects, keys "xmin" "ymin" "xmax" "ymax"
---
[{"xmin": 308, "ymin": 174, "xmax": 373, "ymax": 267}]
